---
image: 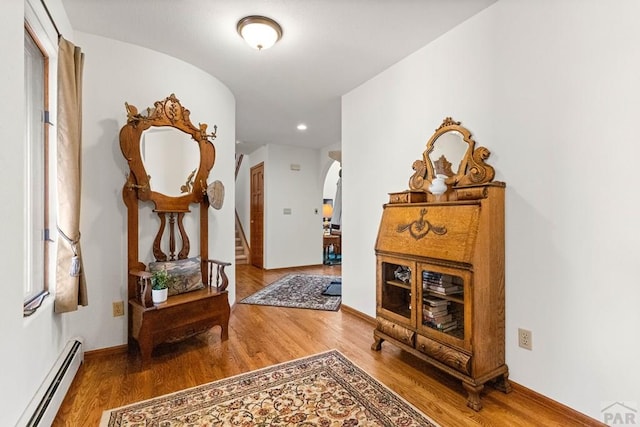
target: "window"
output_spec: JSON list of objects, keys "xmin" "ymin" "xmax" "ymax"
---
[{"xmin": 24, "ymin": 25, "xmax": 51, "ymax": 313}]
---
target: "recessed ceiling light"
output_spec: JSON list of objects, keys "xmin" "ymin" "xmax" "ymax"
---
[{"xmin": 297, "ymin": 124, "xmax": 307, "ymax": 131}]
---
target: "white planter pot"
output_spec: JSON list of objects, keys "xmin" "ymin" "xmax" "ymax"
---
[{"xmin": 152, "ymin": 288, "xmax": 168, "ymax": 304}]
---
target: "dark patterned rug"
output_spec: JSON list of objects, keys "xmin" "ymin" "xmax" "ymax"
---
[
  {"xmin": 239, "ymin": 274, "xmax": 341, "ymax": 311},
  {"xmin": 100, "ymin": 350, "xmax": 439, "ymax": 426}
]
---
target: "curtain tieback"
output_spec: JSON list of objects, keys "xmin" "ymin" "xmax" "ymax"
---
[{"xmin": 58, "ymin": 226, "xmax": 81, "ymax": 277}]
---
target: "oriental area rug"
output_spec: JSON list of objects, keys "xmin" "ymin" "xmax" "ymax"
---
[
  {"xmin": 100, "ymin": 350, "xmax": 439, "ymax": 427},
  {"xmin": 239, "ymin": 274, "xmax": 341, "ymax": 311}
]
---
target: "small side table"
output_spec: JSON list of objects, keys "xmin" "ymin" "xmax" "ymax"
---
[{"xmin": 323, "ymin": 234, "xmax": 341, "ymax": 264}]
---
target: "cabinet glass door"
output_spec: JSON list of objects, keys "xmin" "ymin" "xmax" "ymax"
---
[
  {"xmin": 380, "ymin": 261, "xmax": 413, "ymax": 322},
  {"xmin": 419, "ymin": 265, "xmax": 470, "ymax": 344}
]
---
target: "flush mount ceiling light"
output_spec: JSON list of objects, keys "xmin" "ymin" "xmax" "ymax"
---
[{"xmin": 237, "ymin": 15, "xmax": 283, "ymax": 50}]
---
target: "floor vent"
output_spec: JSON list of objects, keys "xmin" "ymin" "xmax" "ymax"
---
[{"xmin": 19, "ymin": 339, "xmax": 84, "ymax": 426}]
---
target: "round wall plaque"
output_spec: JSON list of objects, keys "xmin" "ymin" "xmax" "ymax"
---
[{"xmin": 207, "ymin": 180, "xmax": 225, "ymax": 210}]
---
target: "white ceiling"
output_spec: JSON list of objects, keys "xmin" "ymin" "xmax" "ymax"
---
[{"xmin": 60, "ymin": 0, "xmax": 496, "ymax": 154}]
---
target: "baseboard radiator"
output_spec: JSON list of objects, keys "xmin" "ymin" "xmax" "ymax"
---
[{"xmin": 19, "ymin": 339, "xmax": 84, "ymax": 427}]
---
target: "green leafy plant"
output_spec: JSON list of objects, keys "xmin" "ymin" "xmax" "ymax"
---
[{"xmin": 151, "ymin": 268, "xmax": 171, "ymax": 291}]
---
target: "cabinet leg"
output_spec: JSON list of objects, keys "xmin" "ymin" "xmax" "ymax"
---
[
  {"xmin": 493, "ymin": 372, "xmax": 512, "ymax": 394},
  {"xmin": 220, "ymin": 322, "xmax": 229, "ymax": 341},
  {"xmin": 371, "ymin": 336, "xmax": 384, "ymax": 351},
  {"xmin": 462, "ymin": 382, "xmax": 484, "ymax": 411},
  {"xmin": 137, "ymin": 326, "xmax": 153, "ymax": 365},
  {"xmin": 140, "ymin": 346, "xmax": 152, "ymax": 365},
  {"xmin": 218, "ymin": 311, "xmax": 230, "ymax": 341}
]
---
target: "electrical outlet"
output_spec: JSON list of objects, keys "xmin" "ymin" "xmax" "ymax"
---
[
  {"xmin": 518, "ymin": 328, "xmax": 532, "ymax": 350},
  {"xmin": 112, "ymin": 301, "xmax": 125, "ymax": 317}
]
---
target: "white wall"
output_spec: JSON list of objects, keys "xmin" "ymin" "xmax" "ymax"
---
[
  {"xmin": 73, "ymin": 31, "xmax": 236, "ymax": 350},
  {"xmin": 236, "ymin": 146, "xmax": 267, "ymax": 249},
  {"xmin": 0, "ymin": 4, "xmax": 235, "ymax": 421},
  {"xmin": 342, "ymin": 0, "xmax": 640, "ymax": 420},
  {"xmin": 237, "ymin": 144, "xmax": 324, "ymax": 269},
  {"xmin": 264, "ymin": 144, "xmax": 323, "ymax": 269},
  {"xmin": 0, "ymin": 0, "xmax": 75, "ymax": 424},
  {"xmin": 323, "ymin": 161, "xmax": 340, "ymax": 201},
  {"xmin": 235, "ymin": 150, "xmax": 253, "ymax": 243},
  {"xmin": 319, "ymin": 143, "xmax": 341, "ymax": 200}
]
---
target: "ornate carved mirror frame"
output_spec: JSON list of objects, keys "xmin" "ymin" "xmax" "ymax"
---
[
  {"xmin": 120, "ymin": 93, "xmax": 217, "ymax": 212},
  {"xmin": 409, "ymin": 117, "xmax": 496, "ymax": 195},
  {"xmin": 120, "ymin": 94, "xmax": 217, "ymax": 268}
]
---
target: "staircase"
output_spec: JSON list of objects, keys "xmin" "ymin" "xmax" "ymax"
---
[
  {"xmin": 235, "ymin": 226, "xmax": 249, "ymax": 265},
  {"xmin": 235, "ymin": 153, "xmax": 250, "ymax": 265}
]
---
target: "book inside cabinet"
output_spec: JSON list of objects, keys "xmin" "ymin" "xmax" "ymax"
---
[{"xmin": 371, "ymin": 118, "xmax": 511, "ymax": 411}]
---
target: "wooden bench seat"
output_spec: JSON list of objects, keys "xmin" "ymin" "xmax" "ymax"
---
[
  {"xmin": 127, "ymin": 258, "xmax": 230, "ymax": 363},
  {"xmin": 129, "ymin": 287, "xmax": 229, "ymax": 363}
]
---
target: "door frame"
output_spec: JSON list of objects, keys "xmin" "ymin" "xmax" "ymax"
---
[{"xmin": 250, "ymin": 162, "xmax": 264, "ymax": 269}]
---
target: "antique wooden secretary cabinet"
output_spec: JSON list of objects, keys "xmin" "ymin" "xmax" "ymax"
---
[{"xmin": 372, "ymin": 118, "xmax": 510, "ymax": 411}]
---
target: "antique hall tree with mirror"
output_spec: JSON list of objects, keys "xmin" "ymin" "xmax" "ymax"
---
[
  {"xmin": 372, "ymin": 117, "xmax": 510, "ymax": 411},
  {"xmin": 120, "ymin": 94, "xmax": 231, "ymax": 364}
]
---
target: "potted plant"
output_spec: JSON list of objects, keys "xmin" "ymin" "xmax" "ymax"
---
[{"xmin": 151, "ymin": 268, "xmax": 171, "ymax": 304}]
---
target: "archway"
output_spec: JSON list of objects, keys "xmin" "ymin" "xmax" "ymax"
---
[{"xmin": 322, "ymin": 160, "xmax": 341, "ymax": 264}]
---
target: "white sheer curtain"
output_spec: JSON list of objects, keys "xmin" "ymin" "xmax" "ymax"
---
[
  {"xmin": 330, "ymin": 171, "xmax": 342, "ymax": 232},
  {"xmin": 55, "ymin": 37, "xmax": 88, "ymax": 313}
]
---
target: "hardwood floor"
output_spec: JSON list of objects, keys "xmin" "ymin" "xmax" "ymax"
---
[{"xmin": 54, "ymin": 264, "xmax": 601, "ymax": 426}]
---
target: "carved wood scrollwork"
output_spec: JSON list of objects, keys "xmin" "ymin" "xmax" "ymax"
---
[
  {"xmin": 125, "ymin": 93, "xmax": 217, "ymax": 142},
  {"xmin": 151, "ymin": 211, "xmax": 191, "ymax": 262},
  {"xmin": 457, "ymin": 146, "xmax": 495, "ymax": 186},
  {"xmin": 120, "ymin": 93, "xmax": 217, "ymax": 212},
  {"xmin": 396, "ymin": 208, "xmax": 447, "ymax": 240},
  {"xmin": 408, "ymin": 117, "xmax": 496, "ymax": 194}
]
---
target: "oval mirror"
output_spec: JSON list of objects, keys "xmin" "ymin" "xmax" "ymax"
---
[
  {"xmin": 428, "ymin": 130, "xmax": 467, "ymax": 176},
  {"xmin": 141, "ymin": 128, "xmax": 200, "ymax": 197}
]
